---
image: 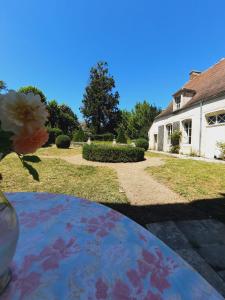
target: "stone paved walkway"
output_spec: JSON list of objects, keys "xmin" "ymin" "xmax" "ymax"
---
[
  {"xmin": 147, "ymin": 219, "xmax": 225, "ymax": 297},
  {"xmin": 42, "ymin": 154, "xmax": 183, "ymax": 205}
]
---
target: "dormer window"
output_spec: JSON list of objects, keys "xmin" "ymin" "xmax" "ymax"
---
[
  {"xmin": 172, "ymin": 88, "xmax": 196, "ymax": 112},
  {"xmin": 175, "ymin": 96, "xmax": 181, "ymax": 109}
]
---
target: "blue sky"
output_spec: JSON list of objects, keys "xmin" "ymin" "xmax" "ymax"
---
[{"xmin": 1, "ymin": 0, "xmax": 225, "ymax": 119}]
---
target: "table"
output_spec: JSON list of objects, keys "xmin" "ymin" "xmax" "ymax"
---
[{"xmin": 2, "ymin": 192, "xmax": 223, "ymax": 300}]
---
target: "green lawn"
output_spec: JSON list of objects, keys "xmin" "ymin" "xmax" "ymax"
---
[
  {"xmin": 35, "ymin": 145, "xmax": 82, "ymax": 157},
  {"xmin": 0, "ymin": 154, "xmax": 127, "ymax": 204},
  {"xmin": 146, "ymin": 157, "xmax": 225, "ymax": 200}
]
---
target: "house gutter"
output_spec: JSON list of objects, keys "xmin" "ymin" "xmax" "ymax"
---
[{"xmin": 198, "ymin": 100, "xmax": 203, "ymax": 156}]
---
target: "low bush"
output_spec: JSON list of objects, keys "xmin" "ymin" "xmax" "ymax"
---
[
  {"xmin": 217, "ymin": 142, "xmax": 225, "ymax": 159},
  {"xmin": 83, "ymin": 144, "xmax": 145, "ymax": 162},
  {"xmin": 135, "ymin": 138, "xmax": 149, "ymax": 151},
  {"xmin": 91, "ymin": 133, "xmax": 114, "ymax": 141},
  {"xmin": 56, "ymin": 135, "xmax": 71, "ymax": 149},
  {"xmin": 73, "ymin": 128, "xmax": 88, "ymax": 142},
  {"xmin": 170, "ymin": 130, "xmax": 182, "ymax": 154}
]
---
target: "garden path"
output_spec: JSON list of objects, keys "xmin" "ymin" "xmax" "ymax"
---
[{"xmin": 42, "ymin": 154, "xmax": 183, "ymax": 205}]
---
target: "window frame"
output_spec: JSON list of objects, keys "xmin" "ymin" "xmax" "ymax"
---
[
  {"xmin": 183, "ymin": 120, "xmax": 192, "ymax": 145},
  {"xmin": 175, "ymin": 96, "xmax": 181, "ymax": 110},
  {"xmin": 166, "ymin": 124, "xmax": 173, "ymax": 144},
  {"xmin": 207, "ymin": 113, "xmax": 225, "ymax": 126}
]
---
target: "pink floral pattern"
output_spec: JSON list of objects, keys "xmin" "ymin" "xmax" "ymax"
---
[{"xmin": 3, "ymin": 192, "xmax": 223, "ymax": 300}]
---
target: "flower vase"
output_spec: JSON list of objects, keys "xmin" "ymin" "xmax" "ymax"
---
[{"xmin": 0, "ymin": 191, "xmax": 19, "ymax": 295}]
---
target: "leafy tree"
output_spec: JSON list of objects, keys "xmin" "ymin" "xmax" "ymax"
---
[
  {"xmin": 80, "ymin": 61, "xmax": 120, "ymax": 134},
  {"xmin": 127, "ymin": 101, "xmax": 161, "ymax": 139},
  {"xmin": 18, "ymin": 86, "xmax": 47, "ymax": 104},
  {"xmin": 47, "ymin": 100, "xmax": 61, "ymax": 128},
  {"xmin": 47, "ymin": 101, "xmax": 79, "ymax": 136},
  {"xmin": 0, "ymin": 80, "xmax": 7, "ymax": 93}
]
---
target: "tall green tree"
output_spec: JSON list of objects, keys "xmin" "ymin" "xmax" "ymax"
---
[
  {"xmin": 18, "ymin": 86, "xmax": 47, "ymax": 104},
  {"xmin": 80, "ymin": 61, "xmax": 120, "ymax": 134},
  {"xmin": 47, "ymin": 100, "xmax": 61, "ymax": 128},
  {"xmin": 127, "ymin": 101, "xmax": 161, "ymax": 139}
]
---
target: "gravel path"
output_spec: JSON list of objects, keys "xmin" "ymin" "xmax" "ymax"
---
[{"xmin": 42, "ymin": 154, "xmax": 183, "ymax": 205}]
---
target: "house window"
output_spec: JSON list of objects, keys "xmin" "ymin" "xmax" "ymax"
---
[
  {"xmin": 217, "ymin": 113, "xmax": 225, "ymax": 124},
  {"xmin": 175, "ymin": 96, "xmax": 181, "ymax": 109},
  {"xmin": 207, "ymin": 115, "xmax": 216, "ymax": 125},
  {"xmin": 183, "ymin": 120, "xmax": 192, "ymax": 144},
  {"xmin": 167, "ymin": 124, "xmax": 173, "ymax": 144},
  {"xmin": 207, "ymin": 113, "xmax": 225, "ymax": 125}
]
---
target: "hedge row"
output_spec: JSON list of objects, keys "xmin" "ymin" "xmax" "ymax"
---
[
  {"xmin": 83, "ymin": 144, "xmax": 145, "ymax": 163},
  {"xmin": 91, "ymin": 133, "xmax": 114, "ymax": 141}
]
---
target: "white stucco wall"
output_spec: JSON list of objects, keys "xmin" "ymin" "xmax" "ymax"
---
[{"xmin": 149, "ymin": 95, "xmax": 225, "ymax": 158}]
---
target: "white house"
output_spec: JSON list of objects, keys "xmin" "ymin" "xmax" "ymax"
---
[{"xmin": 149, "ymin": 58, "xmax": 225, "ymax": 158}]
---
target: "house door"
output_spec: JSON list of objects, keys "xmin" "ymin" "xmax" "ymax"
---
[
  {"xmin": 158, "ymin": 126, "xmax": 164, "ymax": 151},
  {"xmin": 154, "ymin": 134, "xmax": 158, "ymax": 150}
]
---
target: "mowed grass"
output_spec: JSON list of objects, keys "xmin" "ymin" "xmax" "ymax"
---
[
  {"xmin": 0, "ymin": 154, "xmax": 127, "ymax": 204},
  {"xmin": 146, "ymin": 157, "xmax": 225, "ymax": 200},
  {"xmin": 35, "ymin": 145, "xmax": 82, "ymax": 157}
]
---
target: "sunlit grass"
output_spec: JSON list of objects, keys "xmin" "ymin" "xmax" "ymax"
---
[
  {"xmin": 146, "ymin": 157, "xmax": 225, "ymax": 200},
  {"xmin": 0, "ymin": 154, "xmax": 127, "ymax": 204}
]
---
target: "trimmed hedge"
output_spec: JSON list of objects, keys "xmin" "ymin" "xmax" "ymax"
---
[
  {"xmin": 91, "ymin": 133, "xmax": 114, "ymax": 141},
  {"xmin": 135, "ymin": 138, "xmax": 149, "ymax": 151},
  {"xmin": 83, "ymin": 144, "xmax": 145, "ymax": 163},
  {"xmin": 56, "ymin": 135, "xmax": 71, "ymax": 149}
]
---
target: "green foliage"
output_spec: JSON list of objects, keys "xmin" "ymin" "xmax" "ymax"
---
[
  {"xmin": 170, "ymin": 130, "xmax": 182, "ymax": 153},
  {"xmin": 83, "ymin": 144, "xmax": 145, "ymax": 162},
  {"xmin": 135, "ymin": 138, "xmax": 149, "ymax": 151},
  {"xmin": 125, "ymin": 101, "xmax": 161, "ymax": 139},
  {"xmin": 73, "ymin": 128, "xmax": 88, "ymax": 142},
  {"xmin": 55, "ymin": 135, "xmax": 71, "ymax": 149},
  {"xmin": 46, "ymin": 127, "xmax": 63, "ymax": 145},
  {"xmin": 18, "ymin": 86, "xmax": 47, "ymax": 104},
  {"xmin": 170, "ymin": 145, "xmax": 180, "ymax": 154},
  {"xmin": 91, "ymin": 133, "xmax": 114, "ymax": 141},
  {"xmin": 116, "ymin": 127, "xmax": 127, "ymax": 144},
  {"xmin": 80, "ymin": 61, "xmax": 121, "ymax": 134},
  {"xmin": 47, "ymin": 100, "xmax": 79, "ymax": 136}
]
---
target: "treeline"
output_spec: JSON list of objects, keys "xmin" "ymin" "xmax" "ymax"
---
[{"xmin": 0, "ymin": 61, "xmax": 161, "ymax": 142}]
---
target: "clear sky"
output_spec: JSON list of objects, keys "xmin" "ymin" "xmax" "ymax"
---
[{"xmin": 1, "ymin": 0, "xmax": 225, "ymax": 119}]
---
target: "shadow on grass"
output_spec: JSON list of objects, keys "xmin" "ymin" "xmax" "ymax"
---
[{"xmin": 101, "ymin": 193, "xmax": 225, "ymax": 227}]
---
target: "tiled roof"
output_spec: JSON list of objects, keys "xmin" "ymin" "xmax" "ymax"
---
[{"xmin": 156, "ymin": 58, "xmax": 225, "ymax": 119}]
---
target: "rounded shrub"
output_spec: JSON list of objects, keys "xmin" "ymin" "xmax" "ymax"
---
[
  {"xmin": 83, "ymin": 144, "xmax": 145, "ymax": 163},
  {"xmin": 56, "ymin": 135, "xmax": 71, "ymax": 149},
  {"xmin": 135, "ymin": 138, "xmax": 149, "ymax": 151}
]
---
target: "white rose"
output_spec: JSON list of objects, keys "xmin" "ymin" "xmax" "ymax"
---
[{"xmin": 0, "ymin": 91, "xmax": 49, "ymax": 134}]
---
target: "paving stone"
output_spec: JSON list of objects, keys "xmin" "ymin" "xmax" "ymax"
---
[
  {"xmin": 177, "ymin": 248, "xmax": 225, "ymax": 297},
  {"xmin": 146, "ymin": 221, "xmax": 191, "ymax": 250},
  {"xmin": 176, "ymin": 219, "xmax": 225, "ymax": 247},
  {"xmin": 197, "ymin": 244, "xmax": 225, "ymax": 270}
]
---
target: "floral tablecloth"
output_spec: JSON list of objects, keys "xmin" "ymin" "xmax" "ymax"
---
[{"xmin": 2, "ymin": 192, "xmax": 223, "ymax": 300}]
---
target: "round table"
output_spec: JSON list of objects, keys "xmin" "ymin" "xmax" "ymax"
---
[{"xmin": 2, "ymin": 192, "xmax": 223, "ymax": 300}]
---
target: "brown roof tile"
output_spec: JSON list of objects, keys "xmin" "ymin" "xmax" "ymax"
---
[{"xmin": 156, "ymin": 58, "xmax": 225, "ymax": 119}]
